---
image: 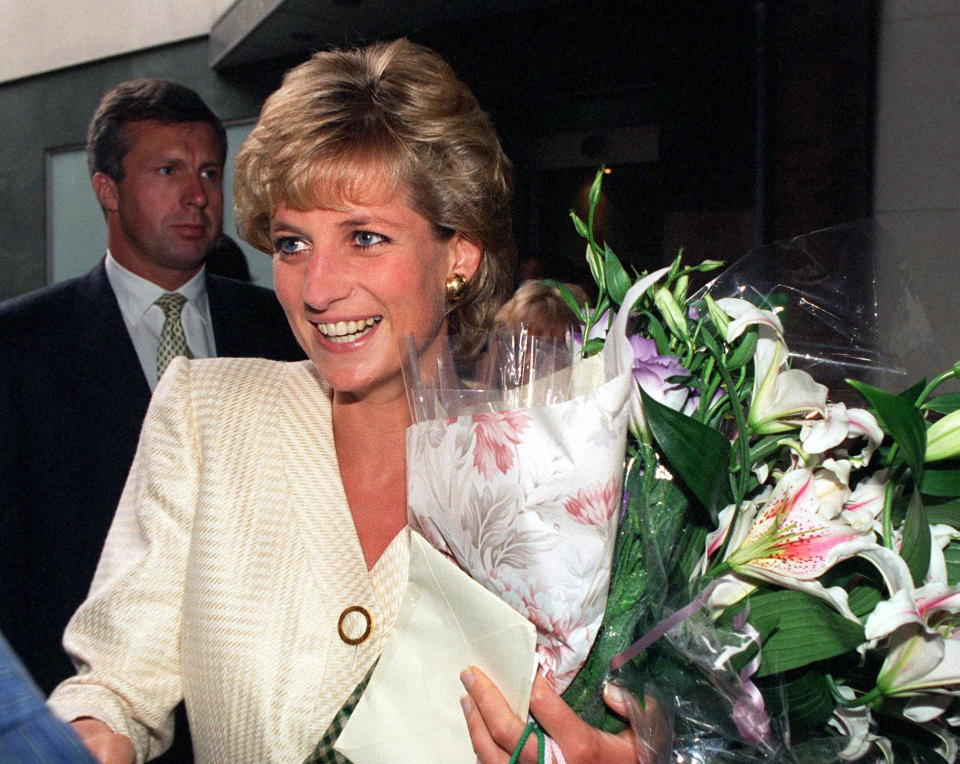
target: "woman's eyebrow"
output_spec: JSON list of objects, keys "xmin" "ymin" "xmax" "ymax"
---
[{"xmin": 269, "ymin": 220, "xmax": 308, "ymax": 236}]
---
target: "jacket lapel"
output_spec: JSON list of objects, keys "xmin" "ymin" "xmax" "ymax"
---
[
  {"xmin": 75, "ymin": 261, "xmax": 151, "ymax": 404},
  {"xmin": 276, "ymin": 363, "xmax": 370, "ymax": 594}
]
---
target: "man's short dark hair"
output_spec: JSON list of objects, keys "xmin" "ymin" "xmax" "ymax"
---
[{"xmin": 87, "ymin": 78, "xmax": 226, "ymax": 180}]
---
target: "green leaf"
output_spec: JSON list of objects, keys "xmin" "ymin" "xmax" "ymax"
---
[
  {"xmin": 641, "ymin": 388, "xmax": 733, "ymax": 516},
  {"xmin": 540, "ymin": 279, "xmax": 585, "ymax": 321},
  {"xmin": 726, "ymin": 327, "xmax": 758, "ymax": 370},
  {"xmin": 848, "ymin": 378, "xmax": 927, "ymax": 482},
  {"xmin": 944, "ymin": 540, "xmax": 960, "ymax": 586},
  {"xmin": 602, "ymin": 242, "xmax": 632, "ymax": 305},
  {"xmin": 923, "ymin": 392, "xmax": 960, "ymax": 414},
  {"xmin": 646, "ymin": 315, "xmax": 669, "ymax": 356},
  {"xmin": 759, "ymin": 670, "xmax": 836, "ymax": 734},
  {"xmin": 900, "ymin": 489, "xmax": 931, "ymax": 586},
  {"xmin": 732, "ymin": 590, "xmax": 865, "ymax": 677},
  {"xmin": 581, "ymin": 337, "xmax": 605, "ymax": 357},
  {"xmin": 923, "ymin": 497, "xmax": 960, "ymax": 526},
  {"xmin": 899, "ymin": 378, "xmax": 928, "ymax": 403},
  {"xmin": 921, "ymin": 469, "xmax": 960, "ymax": 497},
  {"xmin": 847, "ymin": 584, "xmax": 884, "ymax": 618},
  {"xmin": 700, "ymin": 326, "xmax": 721, "ymax": 356}
]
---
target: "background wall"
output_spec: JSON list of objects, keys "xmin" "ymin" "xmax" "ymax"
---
[
  {"xmin": 2, "ymin": 0, "xmax": 233, "ymax": 84},
  {"xmin": 873, "ymin": 0, "xmax": 960, "ymax": 382},
  {"xmin": 2, "ymin": 0, "xmax": 957, "ymax": 385}
]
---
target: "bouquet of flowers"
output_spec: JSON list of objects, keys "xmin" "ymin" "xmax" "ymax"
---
[{"xmin": 553, "ymin": 169, "xmax": 960, "ymax": 761}]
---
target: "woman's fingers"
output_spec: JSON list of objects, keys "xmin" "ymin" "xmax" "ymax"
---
[
  {"xmin": 460, "ymin": 667, "xmax": 541, "ymax": 763},
  {"xmin": 603, "ymin": 684, "xmax": 670, "ymax": 764},
  {"xmin": 70, "ymin": 718, "xmax": 135, "ymax": 764},
  {"xmin": 528, "ymin": 674, "xmax": 637, "ymax": 763},
  {"xmin": 461, "ymin": 667, "xmax": 645, "ymax": 764}
]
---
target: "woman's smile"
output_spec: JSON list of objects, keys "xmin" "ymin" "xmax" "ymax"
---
[{"xmin": 313, "ymin": 316, "xmax": 382, "ymax": 344}]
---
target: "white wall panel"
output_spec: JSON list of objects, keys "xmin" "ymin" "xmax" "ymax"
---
[{"xmin": 2, "ymin": 0, "xmax": 235, "ymax": 84}]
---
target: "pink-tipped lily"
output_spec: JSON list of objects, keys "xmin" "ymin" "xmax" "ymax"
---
[
  {"xmin": 723, "ymin": 469, "xmax": 875, "ymax": 583},
  {"xmin": 716, "ymin": 298, "xmax": 827, "ymax": 434},
  {"xmin": 703, "ymin": 468, "xmax": 877, "ymax": 618}
]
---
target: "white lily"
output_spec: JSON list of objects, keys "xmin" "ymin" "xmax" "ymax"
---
[
  {"xmin": 875, "ymin": 624, "xmax": 960, "ymax": 702},
  {"xmin": 801, "ymin": 402, "xmax": 883, "ymax": 466},
  {"xmin": 930, "ymin": 524, "xmax": 960, "ymax": 585},
  {"xmin": 842, "ymin": 471, "xmax": 889, "ymax": 534},
  {"xmin": 916, "ymin": 722, "xmax": 959, "ymax": 762},
  {"xmin": 828, "ymin": 685, "xmax": 893, "ymax": 762},
  {"xmin": 716, "ymin": 298, "xmax": 827, "ymax": 434}
]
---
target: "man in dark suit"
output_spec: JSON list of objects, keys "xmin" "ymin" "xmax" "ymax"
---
[{"xmin": 0, "ymin": 79, "xmax": 303, "ymax": 760}]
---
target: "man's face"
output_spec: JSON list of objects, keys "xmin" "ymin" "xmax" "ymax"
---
[{"xmin": 94, "ymin": 119, "xmax": 224, "ymax": 290}]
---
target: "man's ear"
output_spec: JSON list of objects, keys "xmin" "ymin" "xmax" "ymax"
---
[
  {"xmin": 91, "ymin": 172, "xmax": 119, "ymax": 213},
  {"xmin": 449, "ymin": 234, "xmax": 483, "ymax": 282}
]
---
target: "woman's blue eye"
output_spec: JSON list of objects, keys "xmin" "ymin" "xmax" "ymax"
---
[
  {"xmin": 273, "ymin": 236, "xmax": 307, "ymax": 255},
  {"xmin": 353, "ymin": 230, "xmax": 386, "ymax": 247}
]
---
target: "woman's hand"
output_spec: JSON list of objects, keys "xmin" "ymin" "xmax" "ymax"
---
[
  {"xmin": 460, "ymin": 667, "xmax": 667, "ymax": 764},
  {"xmin": 70, "ymin": 718, "xmax": 135, "ymax": 764}
]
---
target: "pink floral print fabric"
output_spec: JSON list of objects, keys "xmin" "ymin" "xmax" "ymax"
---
[{"xmin": 406, "ymin": 368, "xmax": 630, "ymax": 691}]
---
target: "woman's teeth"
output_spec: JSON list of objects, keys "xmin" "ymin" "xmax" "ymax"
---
[{"xmin": 316, "ymin": 316, "xmax": 381, "ymax": 343}]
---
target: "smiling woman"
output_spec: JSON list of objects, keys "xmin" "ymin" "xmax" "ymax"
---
[{"xmin": 46, "ymin": 39, "xmax": 641, "ymax": 764}]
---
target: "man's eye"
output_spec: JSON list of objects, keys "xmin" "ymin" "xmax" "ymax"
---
[
  {"xmin": 272, "ymin": 236, "xmax": 308, "ymax": 255},
  {"xmin": 201, "ymin": 168, "xmax": 221, "ymax": 181},
  {"xmin": 353, "ymin": 230, "xmax": 387, "ymax": 248},
  {"xmin": 158, "ymin": 166, "xmax": 174, "ymax": 176}
]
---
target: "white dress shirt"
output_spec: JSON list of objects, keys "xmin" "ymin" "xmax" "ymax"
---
[{"xmin": 104, "ymin": 252, "xmax": 216, "ymax": 390}]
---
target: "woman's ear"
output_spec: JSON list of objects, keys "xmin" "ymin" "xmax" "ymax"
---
[{"xmin": 448, "ymin": 234, "xmax": 483, "ymax": 282}]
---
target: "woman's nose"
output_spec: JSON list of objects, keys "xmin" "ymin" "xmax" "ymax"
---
[{"xmin": 301, "ymin": 247, "xmax": 352, "ymax": 311}]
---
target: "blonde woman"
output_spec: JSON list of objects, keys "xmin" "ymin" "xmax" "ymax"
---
[{"xmin": 49, "ymin": 40, "xmax": 643, "ymax": 764}]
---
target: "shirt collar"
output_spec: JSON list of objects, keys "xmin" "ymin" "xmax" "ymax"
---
[{"xmin": 105, "ymin": 251, "xmax": 210, "ymax": 324}]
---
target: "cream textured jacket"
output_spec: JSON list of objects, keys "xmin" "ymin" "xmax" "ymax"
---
[{"xmin": 48, "ymin": 357, "xmax": 409, "ymax": 763}]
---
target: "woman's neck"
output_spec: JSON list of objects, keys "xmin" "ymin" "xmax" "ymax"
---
[{"xmin": 332, "ymin": 390, "xmax": 411, "ymax": 570}]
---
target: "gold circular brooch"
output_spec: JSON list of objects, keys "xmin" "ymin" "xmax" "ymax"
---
[{"xmin": 337, "ymin": 605, "xmax": 373, "ymax": 646}]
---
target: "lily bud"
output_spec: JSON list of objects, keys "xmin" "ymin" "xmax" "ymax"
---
[
  {"xmin": 672, "ymin": 274, "xmax": 689, "ymax": 304},
  {"xmin": 925, "ymin": 409, "xmax": 960, "ymax": 462},
  {"xmin": 654, "ymin": 286, "xmax": 689, "ymax": 340},
  {"xmin": 584, "ymin": 242, "xmax": 605, "ymax": 293},
  {"xmin": 704, "ymin": 294, "xmax": 729, "ymax": 336}
]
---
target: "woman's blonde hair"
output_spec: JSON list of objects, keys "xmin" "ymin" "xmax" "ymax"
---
[{"xmin": 235, "ymin": 38, "xmax": 515, "ymax": 339}]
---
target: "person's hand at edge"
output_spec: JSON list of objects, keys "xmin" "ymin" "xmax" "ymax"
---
[
  {"xmin": 460, "ymin": 666, "xmax": 667, "ymax": 763},
  {"xmin": 70, "ymin": 718, "xmax": 135, "ymax": 764}
]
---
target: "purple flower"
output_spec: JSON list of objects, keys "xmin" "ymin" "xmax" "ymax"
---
[{"xmin": 628, "ymin": 335, "xmax": 698, "ymax": 439}]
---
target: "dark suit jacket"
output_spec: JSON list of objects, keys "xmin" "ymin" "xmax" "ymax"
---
[{"xmin": 0, "ymin": 261, "xmax": 304, "ymax": 758}]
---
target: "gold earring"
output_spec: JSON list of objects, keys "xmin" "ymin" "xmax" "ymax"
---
[{"xmin": 445, "ymin": 272, "xmax": 468, "ymax": 302}]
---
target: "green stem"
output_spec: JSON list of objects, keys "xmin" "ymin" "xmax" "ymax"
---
[
  {"xmin": 712, "ymin": 359, "xmax": 752, "ymax": 563},
  {"xmin": 882, "ymin": 479, "xmax": 896, "ymax": 550},
  {"xmin": 916, "ymin": 369, "xmax": 956, "ymax": 407},
  {"xmin": 826, "ymin": 674, "xmax": 884, "ymax": 709},
  {"xmin": 717, "ymin": 360, "xmax": 752, "ymax": 504}
]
